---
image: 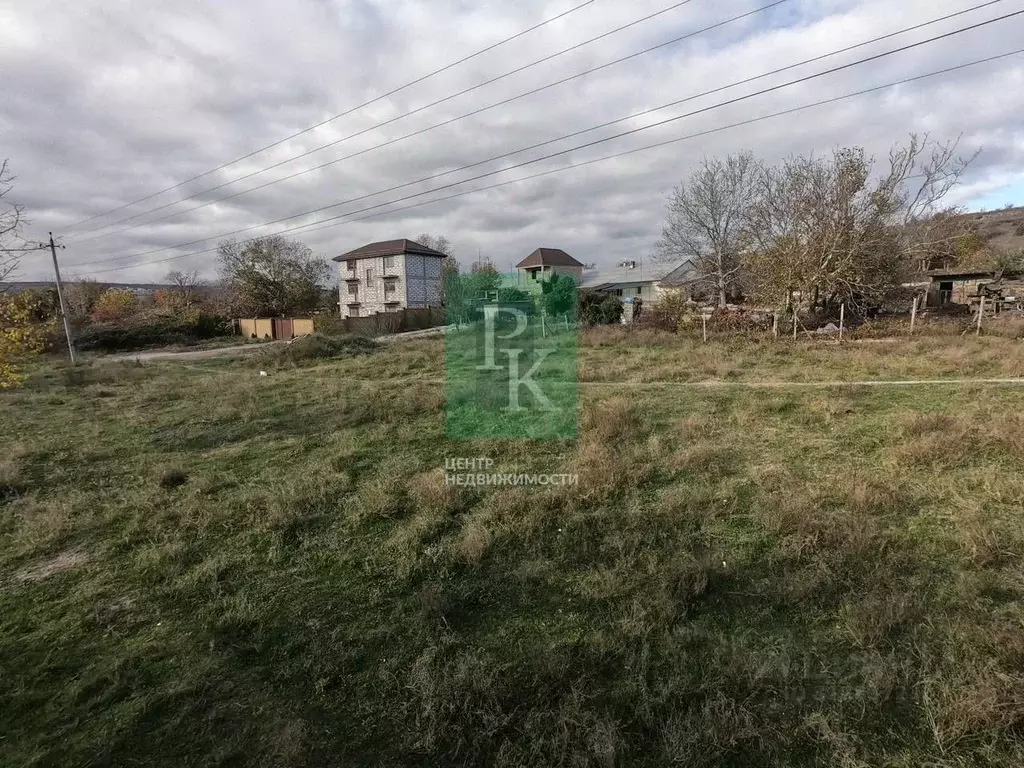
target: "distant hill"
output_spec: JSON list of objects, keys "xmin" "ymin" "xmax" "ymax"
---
[
  {"xmin": 0, "ymin": 281, "xmax": 169, "ymax": 294},
  {"xmin": 968, "ymin": 205, "xmax": 1024, "ymax": 253}
]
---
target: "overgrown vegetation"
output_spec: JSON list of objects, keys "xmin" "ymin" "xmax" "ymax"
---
[
  {"xmin": 3, "ymin": 334, "xmax": 1024, "ymax": 765},
  {"xmin": 217, "ymin": 235, "xmax": 331, "ymax": 317},
  {"xmin": 75, "ymin": 312, "xmax": 231, "ymax": 352},
  {"xmin": 0, "ymin": 292, "xmax": 51, "ymax": 387},
  {"xmin": 655, "ymin": 134, "xmax": 983, "ymax": 314},
  {"xmin": 259, "ymin": 332, "xmax": 378, "ymax": 367}
]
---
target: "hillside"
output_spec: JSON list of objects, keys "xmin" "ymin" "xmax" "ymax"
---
[
  {"xmin": 0, "ymin": 281, "xmax": 170, "ymax": 294},
  {"xmin": 970, "ymin": 205, "xmax": 1024, "ymax": 253}
]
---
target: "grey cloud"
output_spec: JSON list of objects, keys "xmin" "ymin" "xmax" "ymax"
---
[{"xmin": 2, "ymin": 0, "xmax": 1023, "ymax": 283}]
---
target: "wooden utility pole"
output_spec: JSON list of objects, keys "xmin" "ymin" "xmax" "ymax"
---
[
  {"xmin": 976, "ymin": 294, "xmax": 985, "ymax": 336},
  {"xmin": 48, "ymin": 232, "xmax": 76, "ymax": 364},
  {"xmin": 910, "ymin": 296, "xmax": 918, "ymax": 335}
]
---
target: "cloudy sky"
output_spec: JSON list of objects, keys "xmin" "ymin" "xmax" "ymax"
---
[{"xmin": 3, "ymin": 0, "xmax": 1023, "ymax": 282}]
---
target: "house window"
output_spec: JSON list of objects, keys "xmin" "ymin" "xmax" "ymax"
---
[
  {"xmin": 384, "ymin": 281, "xmax": 396, "ymax": 296},
  {"xmin": 614, "ymin": 288, "xmax": 623, "ymax": 297},
  {"xmin": 349, "ymin": 307, "xmax": 360, "ymax": 318},
  {"xmin": 366, "ymin": 267, "xmax": 373, "ymax": 282},
  {"xmin": 384, "ymin": 256, "xmax": 395, "ymax": 270},
  {"xmin": 346, "ymin": 260, "xmax": 356, "ymax": 272},
  {"xmin": 347, "ymin": 283, "xmax": 358, "ymax": 296}
]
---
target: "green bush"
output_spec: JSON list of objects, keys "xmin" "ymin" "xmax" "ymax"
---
[
  {"xmin": 309, "ymin": 314, "xmax": 347, "ymax": 337},
  {"xmin": 260, "ymin": 333, "xmax": 377, "ymax": 366},
  {"xmin": 579, "ymin": 290, "xmax": 623, "ymax": 326},
  {"xmin": 641, "ymin": 292, "xmax": 693, "ymax": 332},
  {"xmin": 497, "ymin": 287, "xmax": 531, "ymax": 304}
]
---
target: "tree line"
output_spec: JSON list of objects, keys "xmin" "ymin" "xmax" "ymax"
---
[{"xmin": 653, "ymin": 134, "xmax": 1006, "ymax": 314}]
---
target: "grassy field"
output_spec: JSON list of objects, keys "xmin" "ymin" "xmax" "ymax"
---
[{"xmin": 3, "ymin": 330, "xmax": 1024, "ymax": 766}]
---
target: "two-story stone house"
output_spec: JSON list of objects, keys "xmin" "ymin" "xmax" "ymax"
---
[{"xmin": 332, "ymin": 239, "xmax": 448, "ymax": 318}]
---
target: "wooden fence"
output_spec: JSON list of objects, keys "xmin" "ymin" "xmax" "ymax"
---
[
  {"xmin": 236, "ymin": 308, "xmax": 446, "ymax": 340},
  {"xmin": 236, "ymin": 317, "xmax": 315, "ymax": 340}
]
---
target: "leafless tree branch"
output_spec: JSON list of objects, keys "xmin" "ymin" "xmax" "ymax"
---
[
  {"xmin": 1, "ymin": 160, "xmax": 26, "ymax": 289},
  {"xmin": 654, "ymin": 153, "xmax": 759, "ymax": 307}
]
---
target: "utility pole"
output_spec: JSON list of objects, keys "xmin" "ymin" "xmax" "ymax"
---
[{"xmin": 48, "ymin": 232, "xmax": 76, "ymax": 364}]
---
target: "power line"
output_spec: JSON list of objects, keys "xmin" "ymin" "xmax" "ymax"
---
[
  {"xmin": 72, "ymin": 0, "xmax": 799, "ymax": 244},
  {"xmin": 74, "ymin": 8, "xmax": 1024, "ymax": 271},
  {"xmin": 85, "ymin": 47, "xmax": 1024, "ymax": 278},
  {"xmin": 69, "ymin": 0, "xmax": 1003, "ymax": 246},
  {"xmin": 67, "ymin": 0, "xmax": 697, "ymax": 238},
  {"xmin": 62, "ymin": 0, "xmax": 603, "ymax": 233}
]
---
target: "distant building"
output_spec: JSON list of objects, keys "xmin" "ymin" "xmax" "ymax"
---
[
  {"xmin": 925, "ymin": 267, "xmax": 1024, "ymax": 310},
  {"xmin": 582, "ymin": 259, "xmax": 698, "ymax": 302},
  {"xmin": 332, "ymin": 239, "xmax": 448, "ymax": 318},
  {"xmin": 515, "ymin": 248, "xmax": 585, "ymax": 286}
]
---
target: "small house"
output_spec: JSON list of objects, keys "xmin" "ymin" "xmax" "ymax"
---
[
  {"xmin": 582, "ymin": 259, "xmax": 698, "ymax": 303},
  {"xmin": 515, "ymin": 248, "xmax": 585, "ymax": 285},
  {"xmin": 926, "ymin": 268, "xmax": 1024, "ymax": 310}
]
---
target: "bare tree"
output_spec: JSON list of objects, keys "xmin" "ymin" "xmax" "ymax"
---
[
  {"xmin": 744, "ymin": 135, "xmax": 979, "ymax": 313},
  {"xmin": 165, "ymin": 269, "xmax": 202, "ymax": 308},
  {"xmin": 889, "ymin": 134, "xmax": 981, "ymax": 270},
  {"xmin": 64, "ymin": 277, "xmax": 108, "ymax": 319},
  {"xmin": 415, "ymin": 233, "xmax": 453, "ymax": 256},
  {"xmin": 1, "ymin": 160, "xmax": 25, "ymax": 289},
  {"xmin": 654, "ymin": 153, "xmax": 758, "ymax": 307}
]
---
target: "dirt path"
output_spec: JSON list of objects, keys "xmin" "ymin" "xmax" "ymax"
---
[
  {"xmin": 224, "ymin": 376, "xmax": 1024, "ymax": 388},
  {"xmin": 102, "ymin": 326, "xmax": 451, "ymax": 363},
  {"xmin": 110, "ymin": 343, "xmax": 275, "ymax": 362}
]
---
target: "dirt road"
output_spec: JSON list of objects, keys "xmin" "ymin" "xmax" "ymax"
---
[{"xmin": 103, "ymin": 326, "xmax": 451, "ymax": 363}]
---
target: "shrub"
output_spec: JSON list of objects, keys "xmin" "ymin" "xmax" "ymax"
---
[
  {"xmin": 260, "ymin": 333, "xmax": 377, "ymax": 366},
  {"xmin": 309, "ymin": 314, "xmax": 346, "ymax": 337},
  {"xmin": 91, "ymin": 289, "xmax": 139, "ymax": 322},
  {"xmin": 497, "ymin": 287, "xmax": 531, "ymax": 304},
  {"xmin": 579, "ymin": 290, "xmax": 623, "ymax": 326},
  {"xmin": 642, "ymin": 292, "xmax": 695, "ymax": 332},
  {"xmin": 1, "ymin": 292, "xmax": 51, "ymax": 388},
  {"xmin": 75, "ymin": 314, "xmax": 231, "ymax": 352}
]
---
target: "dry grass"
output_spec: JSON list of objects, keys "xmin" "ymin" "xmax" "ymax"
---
[
  {"xmin": 409, "ymin": 468, "xmax": 459, "ymax": 512},
  {"xmin": 5, "ymin": 335, "xmax": 1024, "ymax": 765},
  {"xmin": 454, "ymin": 516, "xmax": 491, "ymax": 565},
  {"xmin": 12, "ymin": 549, "xmax": 88, "ymax": 583},
  {"xmin": 157, "ymin": 466, "xmax": 189, "ymax": 489},
  {"xmin": 892, "ymin": 408, "xmax": 1024, "ymax": 469}
]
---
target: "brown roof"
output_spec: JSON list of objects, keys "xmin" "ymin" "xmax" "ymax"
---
[
  {"xmin": 516, "ymin": 248, "xmax": 584, "ymax": 269},
  {"xmin": 333, "ymin": 238, "xmax": 448, "ymax": 262}
]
